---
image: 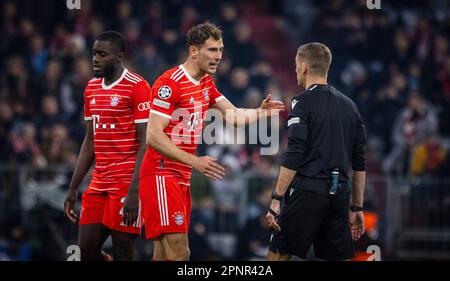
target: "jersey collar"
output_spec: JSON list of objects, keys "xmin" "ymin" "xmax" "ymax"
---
[
  {"xmin": 179, "ymin": 64, "xmax": 202, "ymax": 86},
  {"xmin": 306, "ymin": 83, "xmax": 328, "ymax": 91},
  {"xmin": 102, "ymin": 68, "xmax": 128, "ymax": 90}
]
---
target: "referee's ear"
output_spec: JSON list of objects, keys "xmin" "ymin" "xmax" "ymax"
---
[{"xmin": 301, "ymin": 62, "xmax": 308, "ymax": 75}]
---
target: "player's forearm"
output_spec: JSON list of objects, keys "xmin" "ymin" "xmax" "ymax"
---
[
  {"xmin": 68, "ymin": 136, "xmax": 94, "ymax": 191},
  {"xmin": 226, "ymin": 108, "xmax": 265, "ymax": 126},
  {"xmin": 147, "ymin": 130, "xmax": 197, "ymax": 167},
  {"xmin": 274, "ymin": 166, "xmax": 297, "ymax": 196},
  {"xmin": 351, "ymin": 171, "xmax": 366, "ymax": 207}
]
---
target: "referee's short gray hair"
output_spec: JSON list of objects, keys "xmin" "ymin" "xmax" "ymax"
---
[{"xmin": 296, "ymin": 42, "xmax": 332, "ymax": 76}]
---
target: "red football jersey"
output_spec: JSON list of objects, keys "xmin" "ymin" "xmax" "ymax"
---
[
  {"xmin": 140, "ymin": 65, "xmax": 225, "ymax": 180},
  {"xmin": 84, "ymin": 68, "xmax": 151, "ymax": 191}
]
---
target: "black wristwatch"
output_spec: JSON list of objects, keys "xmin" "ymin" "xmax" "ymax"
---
[
  {"xmin": 350, "ymin": 205, "xmax": 364, "ymax": 212},
  {"xmin": 271, "ymin": 190, "xmax": 284, "ymax": 201}
]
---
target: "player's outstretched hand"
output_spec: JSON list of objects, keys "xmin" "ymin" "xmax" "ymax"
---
[
  {"xmin": 266, "ymin": 200, "xmax": 281, "ymax": 231},
  {"xmin": 64, "ymin": 189, "xmax": 78, "ymax": 223},
  {"xmin": 260, "ymin": 94, "xmax": 286, "ymax": 116},
  {"xmin": 192, "ymin": 156, "xmax": 225, "ymax": 181},
  {"xmin": 349, "ymin": 210, "xmax": 365, "ymax": 241},
  {"xmin": 123, "ymin": 188, "xmax": 139, "ymax": 227}
]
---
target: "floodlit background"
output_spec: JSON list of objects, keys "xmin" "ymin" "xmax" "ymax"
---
[{"xmin": 1, "ymin": 0, "xmax": 450, "ymax": 260}]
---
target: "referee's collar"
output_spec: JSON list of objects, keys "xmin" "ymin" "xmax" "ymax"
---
[{"xmin": 306, "ymin": 83, "xmax": 328, "ymax": 91}]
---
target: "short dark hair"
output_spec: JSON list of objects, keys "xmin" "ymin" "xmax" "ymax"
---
[
  {"xmin": 296, "ymin": 42, "xmax": 332, "ymax": 76},
  {"xmin": 186, "ymin": 21, "xmax": 222, "ymax": 47},
  {"xmin": 96, "ymin": 31, "xmax": 126, "ymax": 53}
]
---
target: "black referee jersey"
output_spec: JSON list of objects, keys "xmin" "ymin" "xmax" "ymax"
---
[{"xmin": 282, "ymin": 83, "xmax": 367, "ymax": 181}]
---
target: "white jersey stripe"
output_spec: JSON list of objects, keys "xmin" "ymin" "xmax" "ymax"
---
[
  {"xmin": 124, "ymin": 75, "xmax": 139, "ymax": 84},
  {"xmin": 90, "ymin": 108, "xmax": 130, "ymax": 112},
  {"xmin": 135, "ymin": 118, "xmax": 148, "ymax": 123},
  {"xmin": 150, "ymin": 110, "xmax": 172, "ymax": 120},
  {"xmin": 170, "ymin": 68, "xmax": 183, "ymax": 79},
  {"xmin": 162, "ymin": 176, "xmax": 169, "ymax": 226},
  {"xmin": 86, "ymin": 94, "xmax": 130, "ymax": 99},
  {"xmin": 180, "ymin": 86, "xmax": 212, "ymax": 97},
  {"xmin": 95, "ymin": 151, "xmax": 137, "ymax": 154},
  {"xmin": 94, "ymin": 144, "xmax": 138, "ymax": 147},
  {"xmin": 95, "ymin": 161, "xmax": 135, "ymax": 168},
  {"xmin": 125, "ymin": 73, "xmax": 140, "ymax": 82},
  {"xmin": 177, "ymin": 103, "xmax": 209, "ymax": 110},
  {"xmin": 94, "ymin": 130, "xmax": 136, "ymax": 134},
  {"xmin": 88, "ymin": 186, "xmax": 120, "ymax": 191},
  {"xmin": 156, "ymin": 176, "xmax": 165, "ymax": 226},
  {"xmin": 172, "ymin": 70, "xmax": 184, "ymax": 81},
  {"xmin": 174, "ymin": 73, "xmax": 185, "ymax": 82},
  {"xmin": 86, "ymin": 88, "xmax": 133, "ymax": 92},
  {"xmin": 126, "ymin": 72, "xmax": 142, "ymax": 81},
  {"xmin": 94, "ymin": 138, "xmax": 138, "ymax": 142}
]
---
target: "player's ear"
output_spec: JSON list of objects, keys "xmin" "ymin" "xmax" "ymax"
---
[
  {"xmin": 116, "ymin": 51, "xmax": 124, "ymax": 63},
  {"xmin": 189, "ymin": 45, "xmax": 199, "ymax": 59}
]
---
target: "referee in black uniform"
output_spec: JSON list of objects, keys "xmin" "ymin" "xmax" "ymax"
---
[{"xmin": 266, "ymin": 42, "xmax": 367, "ymax": 261}]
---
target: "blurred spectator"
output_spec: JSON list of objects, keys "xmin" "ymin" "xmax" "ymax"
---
[
  {"xmin": 383, "ymin": 92, "xmax": 438, "ymax": 174},
  {"xmin": 29, "ymin": 34, "xmax": 48, "ymax": 76},
  {"xmin": 211, "ymin": 154, "xmax": 244, "ymax": 233},
  {"xmin": 229, "ymin": 22, "xmax": 259, "ymax": 68},
  {"xmin": 227, "ymin": 67, "xmax": 250, "ymax": 105},
  {"xmin": 410, "ymin": 134, "xmax": 448, "ymax": 176},
  {"xmin": 236, "ymin": 212, "xmax": 271, "ymax": 260},
  {"xmin": 9, "ymin": 122, "xmax": 46, "ymax": 167}
]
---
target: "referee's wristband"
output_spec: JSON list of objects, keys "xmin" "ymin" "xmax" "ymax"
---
[
  {"xmin": 271, "ymin": 190, "xmax": 284, "ymax": 201},
  {"xmin": 350, "ymin": 205, "xmax": 364, "ymax": 212}
]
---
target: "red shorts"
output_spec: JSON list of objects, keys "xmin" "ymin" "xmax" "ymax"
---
[
  {"xmin": 79, "ymin": 186, "xmax": 142, "ymax": 235},
  {"xmin": 139, "ymin": 175, "xmax": 191, "ymax": 239}
]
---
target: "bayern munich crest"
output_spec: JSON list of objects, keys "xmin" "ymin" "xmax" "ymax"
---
[
  {"xmin": 173, "ymin": 212, "xmax": 184, "ymax": 225},
  {"xmin": 203, "ymin": 89, "xmax": 209, "ymax": 100},
  {"xmin": 158, "ymin": 85, "xmax": 172, "ymax": 100},
  {"xmin": 110, "ymin": 95, "xmax": 120, "ymax": 106}
]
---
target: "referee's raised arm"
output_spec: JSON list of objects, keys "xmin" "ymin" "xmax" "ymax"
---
[{"xmin": 267, "ymin": 42, "xmax": 367, "ymax": 261}]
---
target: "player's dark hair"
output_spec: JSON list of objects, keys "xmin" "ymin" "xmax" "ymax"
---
[
  {"xmin": 296, "ymin": 42, "xmax": 332, "ymax": 76},
  {"xmin": 186, "ymin": 21, "xmax": 222, "ymax": 47},
  {"xmin": 96, "ymin": 31, "xmax": 127, "ymax": 53}
]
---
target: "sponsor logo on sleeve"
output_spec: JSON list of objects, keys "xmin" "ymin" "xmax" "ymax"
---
[{"xmin": 153, "ymin": 99, "xmax": 171, "ymax": 109}]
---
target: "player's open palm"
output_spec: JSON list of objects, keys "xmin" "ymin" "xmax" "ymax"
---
[
  {"xmin": 64, "ymin": 189, "xmax": 78, "ymax": 223},
  {"xmin": 193, "ymin": 156, "xmax": 225, "ymax": 181}
]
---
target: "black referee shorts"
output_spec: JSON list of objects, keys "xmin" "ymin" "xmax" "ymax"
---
[{"xmin": 269, "ymin": 177, "xmax": 354, "ymax": 260}]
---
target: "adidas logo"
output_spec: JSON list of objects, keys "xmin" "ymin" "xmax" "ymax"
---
[
  {"xmin": 90, "ymin": 98, "xmax": 96, "ymax": 105},
  {"xmin": 190, "ymin": 97, "xmax": 195, "ymax": 104}
]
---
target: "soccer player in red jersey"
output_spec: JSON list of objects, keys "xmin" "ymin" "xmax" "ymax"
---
[
  {"xmin": 63, "ymin": 31, "xmax": 151, "ymax": 261},
  {"xmin": 139, "ymin": 22, "xmax": 285, "ymax": 261}
]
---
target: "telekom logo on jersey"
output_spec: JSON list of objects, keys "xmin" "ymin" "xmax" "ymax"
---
[{"xmin": 169, "ymin": 103, "xmax": 280, "ymax": 155}]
